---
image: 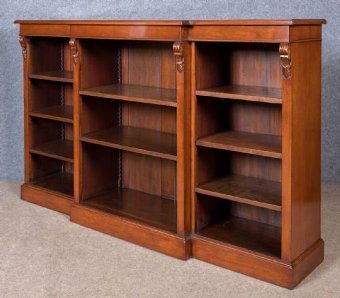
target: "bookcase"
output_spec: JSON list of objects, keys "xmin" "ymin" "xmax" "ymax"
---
[{"xmin": 17, "ymin": 19, "xmax": 325, "ymax": 288}]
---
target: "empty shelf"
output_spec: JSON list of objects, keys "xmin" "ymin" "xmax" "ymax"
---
[
  {"xmin": 198, "ymin": 216, "xmax": 281, "ymax": 258},
  {"xmin": 197, "ymin": 131, "xmax": 282, "ymax": 158},
  {"xmin": 83, "ymin": 187, "xmax": 177, "ymax": 232},
  {"xmin": 31, "ymin": 172, "xmax": 73, "ymax": 196},
  {"xmin": 196, "ymin": 85, "xmax": 282, "ymax": 104},
  {"xmin": 81, "ymin": 126, "xmax": 177, "ymax": 161},
  {"xmin": 29, "ymin": 71, "xmax": 73, "ymax": 83},
  {"xmin": 30, "ymin": 140, "xmax": 73, "ymax": 163},
  {"xmin": 80, "ymin": 84, "xmax": 177, "ymax": 107},
  {"xmin": 196, "ymin": 174, "xmax": 281, "ymax": 211},
  {"xmin": 29, "ymin": 105, "xmax": 73, "ymax": 123}
]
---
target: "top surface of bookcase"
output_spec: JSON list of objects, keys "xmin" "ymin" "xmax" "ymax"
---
[
  {"xmin": 16, "ymin": 19, "xmax": 326, "ymax": 42},
  {"xmin": 14, "ymin": 20, "xmax": 186, "ymax": 25},
  {"xmin": 15, "ymin": 19, "xmax": 326, "ymax": 25}
]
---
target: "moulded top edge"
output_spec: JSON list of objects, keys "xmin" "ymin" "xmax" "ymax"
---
[
  {"xmin": 14, "ymin": 20, "xmax": 188, "ymax": 26},
  {"xmin": 188, "ymin": 19, "xmax": 326, "ymax": 26},
  {"xmin": 14, "ymin": 19, "xmax": 326, "ymax": 26}
]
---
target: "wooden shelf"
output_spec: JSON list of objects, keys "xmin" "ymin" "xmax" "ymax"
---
[
  {"xmin": 196, "ymin": 174, "xmax": 281, "ymax": 211},
  {"xmin": 197, "ymin": 131, "xmax": 282, "ymax": 159},
  {"xmin": 80, "ymin": 84, "xmax": 177, "ymax": 107},
  {"xmin": 30, "ymin": 140, "xmax": 73, "ymax": 163},
  {"xmin": 30, "ymin": 105, "xmax": 73, "ymax": 123},
  {"xmin": 29, "ymin": 71, "xmax": 73, "ymax": 83},
  {"xmin": 81, "ymin": 126, "xmax": 177, "ymax": 161},
  {"xmin": 196, "ymin": 85, "xmax": 282, "ymax": 104},
  {"xmin": 83, "ymin": 187, "xmax": 177, "ymax": 232},
  {"xmin": 31, "ymin": 172, "xmax": 73, "ymax": 196},
  {"xmin": 198, "ymin": 216, "xmax": 281, "ymax": 258}
]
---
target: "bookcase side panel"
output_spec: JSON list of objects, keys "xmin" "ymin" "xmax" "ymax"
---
[{"xmin": 282, "ymin": 39, "xmax": 322, "ymax": 261}]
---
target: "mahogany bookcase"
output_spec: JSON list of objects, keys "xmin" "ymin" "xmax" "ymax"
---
[{"xmin": 16, "ymin": 19, "xmax": 326, "ymax": 288}]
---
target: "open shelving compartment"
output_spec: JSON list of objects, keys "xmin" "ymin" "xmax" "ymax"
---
[
  {"xmin": 22, "ymin": 36, "xmax": 75, "ymax": 213},
  {"xmin": 80, "ymin": 97, "xmax": 177, "ymax": 233},
  {"xmin": 192, "ymin": 41, "xmax": 283, "ymax": 259},
  {"xmin": 70, "ymin": 38, "xmax": 190, "ymax": 259}
]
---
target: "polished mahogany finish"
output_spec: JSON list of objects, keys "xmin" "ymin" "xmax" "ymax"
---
[{"xmin": 16, "ymin": 19, "xmax": 325, "ymax": 288}]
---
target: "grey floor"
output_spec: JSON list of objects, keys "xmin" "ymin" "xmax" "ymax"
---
[{"xmin": 0, "ymin": 181, "xmax": 339, "ymax": 298}]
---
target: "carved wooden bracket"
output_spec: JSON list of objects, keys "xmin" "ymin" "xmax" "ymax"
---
[
  {"xmin": 19, "ymin": 36, "xmax": 28, "ymax": 60},
  {"xmin": 173, "ymin": 41, "xmax": 184, "ymax": 73},
  {"xmin": 279, "ymin": 43, "xmax": 291, "ymax": 80},
  {"xmin": 69, "ymin": 38, "xmax": 79, "ymax": 64}
]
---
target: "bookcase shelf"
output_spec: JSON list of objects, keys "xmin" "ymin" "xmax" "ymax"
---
[
  {"xmin": 196, "ymin": 174, "xmax": 281, "ymax": 211},
  {"xmin": 80, "ymin": 84, "xmax": 177, "ymax": 107},
  {"xmin": 29, "ymin": 105, "xmax": 73, "ymax": 123},
  {"xmin": 81, "ymin": 126, "xmax": 177, "ymax": 161},
  {"xmin": 17, "ymin": 19, "xmax": 325, "ymax": 288},
  {"xmin": 29, "ymin": 70, "xmax": 73, "ymax": 83},
  {"xmin": 196, "ymin": 85, "xmax": 282, "ymax": 104},
  {"xmin": 198, "ymin": 216, "xmax": 281, "ymax": 258},
  {"xmin": 197, "ymin": 131, "xmax": 282, "ymax": 159},
  {"xmin": 30, "ymin": 139, "xmax": 73, "ymax": 163},
  {"xmin": 83, "ymin": 187, "xmax": 177, "ymax": 232}
]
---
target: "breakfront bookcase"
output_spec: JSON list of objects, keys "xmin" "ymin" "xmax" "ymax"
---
[{"xmin": 16, "ymin": 19, "xmax": 326, "ymax": 288}]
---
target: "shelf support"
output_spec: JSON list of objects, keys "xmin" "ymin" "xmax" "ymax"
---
[
  {"xmin": 279, "ymin": 43, "xmax": 291, "ymax": 80},
  {"xmin": 69, "ymin": 38, "xmax": 79, "ymax": 64},
  {"xmin": 19, "ymin": 36, "xmax": 28, "ymax": 60},
  {"xmin": 173, "ymin": 41, "xmax": 184, "ymax": 73}
]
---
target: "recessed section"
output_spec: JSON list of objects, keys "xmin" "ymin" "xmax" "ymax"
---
[
  {"xmin": 81, "ymin": 144, "xmax": 177, "ymax": 231},
  {"xmin": 196, "ymin": 85, "xmax": 282, "ymax": 104},
  {"xmin": 30, "ymin": 154, "xmax": 73, "ymax": 197},
  {"xmin": 29, "ymin": 71, "xmax": 73, "ymax": 83},
  {"xmin": 30, "ymin": 78, "xmax": 73, "ymax": 123},
  {"xmin": 196, "ymin": 194, "xmax": 281, "ymax": 258},
  {"xmin": 196, "ymin": 97, "xmax": 281, "ymax": 159},
  {"xmin": 81, "ymin": 96, "xmax": 177, "ymax": 161},
  {"xmin": 80, "ymin": 84, "xmax": 176, "ymax": 107},
  {"xmin": 32, "ymin": 172, "xmax": 73, "ymax": 197},
  {"xmin": 196, "ymin": 174, "xmax": 281, "ymax": 211},
  {"xmin": 81, "ymin": 126, "xmax": 176, "ymax": 161},
  {"xmin": 30, "ymin": 139, "xmax": 73, "ymax": 163},
  {"xmin": 195, "ymin": 42, "xmax": 281, "ymax": 92},
  {"xmin": 197, "ymin": 131, "xmax": 282, "ymax": 159},
  {"xmin": 29, "ymin": 37, "xmax": 72, "ymax": 75},
  {"xmin": 83, "ymin": 187, "xmax": 177, "ymax": 232},
  {"xmin": 80, "ymin": 39, "xmax": 176, "ymax": 108},
  {"xmin": 30, "ymin": 105, "xmax": 73, "ymax": 123},
  {"xmin": 30, "ymin": 118, "xmax": 73, "ymax": 150},
  {"xmin": 198, "ymin": 216, "xmax": 281, "ymax": 258},
  {"xmin": 196, "ymin": 148, "xmax": 282, "ymax": 212}
]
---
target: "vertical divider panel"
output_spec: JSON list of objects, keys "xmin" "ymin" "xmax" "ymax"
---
[
  {"xmin": 19, "ymin": 36, "xmax": 31, "ymax": 183},
  {"xmin": 174, "ymin": 40, "xmax": 191, "ymax": 236},
  {"xmin": 63, "ymin": 40, "xmax": 74, "ymax": 177},
  {"xmin": 69, "ymin": 38, "xmax": 81, "ymax": 202},
  {"xmin": 281, "ymin": 42, "xmax": 293, "ymax": 261},
  {"xmin": 190, "ymin": 42, "xmax": 197, "ymax": 233}
]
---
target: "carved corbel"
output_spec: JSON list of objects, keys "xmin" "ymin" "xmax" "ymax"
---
[
  {"xmin": 19, "ymin": 36, "xmax": 28, "ymax": 60},
  {"xmin": 173, "ymin": 41, "xmax": 184, "ymax": 73},
  {"xmin": 69, "ymin": 38, "xmax": 79, "ymax": 64},
  {"xmin": 279, "ymin": 43, "xmax": 291, "ymax": 80}
]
